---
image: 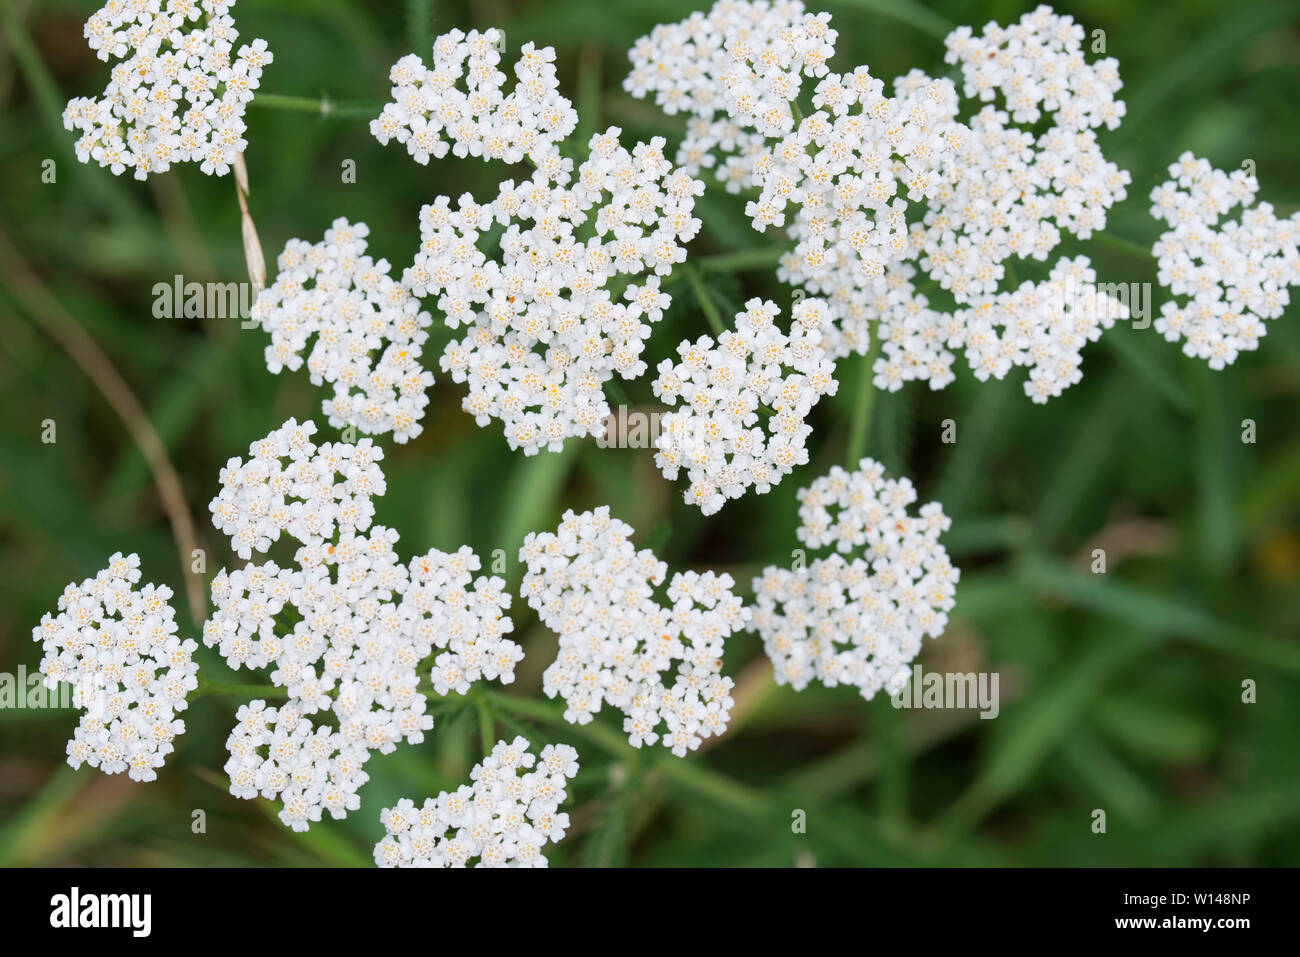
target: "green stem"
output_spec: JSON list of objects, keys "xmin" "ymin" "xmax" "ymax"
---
[
  {"xmin": 1093, "ymin": 230, "xmax": 1156, "ymax": 262},
  {"xmin": 483, "ymin": 690, "xmax": 633, "ymax": 759},
  {"xmin": 683, "ymin": 264, "xmax": 726, "ymax": 336},
  {"xmin": 846, "ymin": 335, "xmax": 882, "ymax": 464},
  {"xmin": 475, "ymin": 693, "xmax": 496, "ymax": 755},
  {"xmin": 250, "ymin": 94, "xmax": 381, "ymax": 119},
  {"xmin": 193, "ymin": 677, "xmax": 290, "ymax": 699},
  {"xmin": 698, "ymin": 246, "xmax": 788, "ymax": 275}
]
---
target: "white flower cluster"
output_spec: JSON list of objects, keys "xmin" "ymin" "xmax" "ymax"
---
[
  {"xmin": 1149, "ymin": 152, "xmax": 1300, "ymax": 369},
  {"xmin": 945, "ymin": 8, "xmax": 1125, "ymax": 130},
  {"xmin": 926, "ymin": 7, "xmax": 1129, "ymax": 289},
  {"xmin": 627, "ymin": 3, "xmax": 1131, "ymax": 400},
  {"xmin": 249, "ymin": 219, "xmax": 435, "ymax": 444},
  {"xmin": 407, "ymin": 129, "xmax": 704, "ymax": 454},
  {"xmin": 623, "ymin": 0, "xmax": 832, "ymax": 191},
  {"xmin": 63, "ymin": 0, "xmax": 273, "ymax": 179},
  {"xmin": 751, "ymin": 459, "xmax": 958, "ymax": 700},
  {"xmin": 873, "ymin": 257, "xmax": 1130, "ymax": 403},
  {"xmin": 751, "ymin": 67, "xmax": 961, "ymax": 299},
  {"xmin": 406, "ymin": 547, "xmax": 521, "ymax": 697},
  {"xmin": 211, "ymin": 527, "xmax": 429, "ymax": 831},
  {"xmin": 520, "ymin": 508, "xmax": 749, "ymax": 755},
  {"xmin": 208, "ymin": 417, "xmax": 385, "ymax": 561},
  {"xmin": 32, "ymin": 553, "xmax": 197, "ymax": 782},
  {"xmin": 205, "ymin": 420, "xmax": 520, "ymax": 830},
  {"xmin": 375, "ymin": 737, "xmax": 579, "ymax": 867},
  {"xmin": 653, "ymin": 296, "xmax": 837, "ymax": 514},
  {"xmin": 371, "ymin": 28, "xmax": 578, "ymax": 166}
]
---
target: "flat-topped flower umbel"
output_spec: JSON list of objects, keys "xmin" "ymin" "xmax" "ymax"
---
[
  {"xmin": 751, "ymin": 459, "xmax": 959, "ymax": 700},
  {"xmin": 206, "ymin": 420, "xmax": 520, "ymax": 830},
  {"xmin": 653, "ymin": 296, "xmax": 838, "ymax": 514},
  {"xmin": 249, "ymin": 220, "xmax": 436, "ymax": 444},
  {"xmin": 371, "ymin": 27, "xmax": 578, "ymax": 167},
  {"xmin": 63, "ymin": 0, "xmax": 273, "ymax": 179},
  {"xmin": 409, "ymin": 129, "xmax": 703, "ymax": 454},
  {"xmin": 375, "ymin": 738, "xmax": 579, "ymax": 867},
  {"xmin": 627, "ymin": 2, "xmax": 1131, "ymax": 401},
  {"xmin": 521, "ymin": 507, "xmax": 749, "ymax": 755},
  {"xmin": 1149, "ymin": 152, "xmax": 1300, "ymax": 369},
  {"xmin": 33, "ymin": 552, "xmax": 197, "ymax": 782}
]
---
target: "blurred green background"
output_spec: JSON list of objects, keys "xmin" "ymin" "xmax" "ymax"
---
[{"xmin": 1, "ymin": 0, "xmax": 1298, "ymax": 867}]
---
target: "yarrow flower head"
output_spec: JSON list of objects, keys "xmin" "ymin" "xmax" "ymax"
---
[
  {"xmin": 944, "ymin": 6, "xmax": 1125, "ymax": 132},
  {"xmin": 205, "ymin": 421, "xmax": 520, "ymax": 830},
  {"xmin": 208, "ymin": 417, "xmax": 385, "ymax": 561},
  {"xmin": 752, "ymin": 67, "xmax": 962, "ymax": 305},
  {"xmin": 653, "ymin": 296, "xmax": 838, "ymax": 514},
  {"xmin": 408, "ymin": 129, "xmax": 704, "ymax": 454},
  {"xmin": 404, "ymin": 547, "xmax": 520, "ymax": 697},
  {"xmin": 750, "ymin": 459, "xmax": 959, "ymax": 700},
  {"xmin": 371, "ymin": 28, "xmax": 578, "ymax": 167},
  {"xmin": 249, "ymin": 220, "xmax": 435, "ymax": 443},
  {"xmin": 627, "ymin": 3, "xmax": 1130, "ymax": 400},
  {"xmin": 1149, "ymin": 152, "xmax": 1300, "ymax": 369},
  {"xmin": 872, "ymin": 256, "xmax": 1130, "ymax": 403},
  {"xmin": 210, "ymin": 537, "xmax": 426, "ymax": 831},
  {"xmin": 624, "ymin": 0, "xmax": 833, "ymax": 191},
  {"xmin": 32, "ymin": 552, "xmax": 197, "ymax": 782},
  {"xmin": 920, "ymin": 6, "xmax": 1129, "ymax": 289},
  {"xmin": 63, "ymin": 0, "xmax": 273, "ymax": 179},
  {"xmin": 520, "ymin": 507, "xmax": 750, "ymax": 755},
  {"xmin": 374, "ymin": 737, "xmax": 578, "ymax": 867}
]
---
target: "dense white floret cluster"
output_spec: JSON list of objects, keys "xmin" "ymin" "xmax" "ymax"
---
[
  {"xmin": 206, "ymin": 420, "xmax": 520, "ymax": 830},
  {"xmin": 653, "ymin": 296, "xmax": 837, "ymax": 514},
  {"xmin": 404, "ymin": 547, "xmax": 521, "ymax": 697},
  {"xmin": 208, "ymin": 418, "xmax": 385, "ymax": 561},
  {"xmin": 627, "ymin": 2, "xmax": 1130, "ymax": 399},
  {"xmin": 371, "ymin": 28, "xmax": 578, "ymax": 166},
  {"xmin": 407, "ymin": 129, "xmax": 704, "ymax": 454},
  {"xmin": 872, "ymin": 257, "xmax": 1130, "ymax": 403},
  {"xmin": 249, "ymin": 219, "xmax": 435, "ymax": 444},
  {"xmin": 211, "ymin": 530, "xmax": 429, "ymax": 831},
  {"xmin": 63, "ymin": 0, "xmax": 273, "ymax": 179},
  {"xmin": 751, "ymin": 67, "xmax": 961, "ymax": 293},
  {"xmin": 375, "ymin": 737, "xmax": 578, "ymax": 867},
  {"xmin": 750, "ymin": 459, "xmax": 958, "ymax": 700},
  {"xmin": 623, "ymin": 0, "xmax": 831, "ymax": 191},
  {"xmin": 32, "ymin": 553, "xmax": 197, "ymax": 782},
  {"xmin": 520, "ymin": 507, "xmax": 750, "ymax": 754},
  {"xmin": 944, "ymin": 8, "xmax": 1125, "ymax": 131},
  {"xmin": 1149, "ymin": 152, "xmax": 1300, "ymax": 369},
  {"xmin": 924, "ymin": 8, "xmax": 1128, "ymax": 291}
]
